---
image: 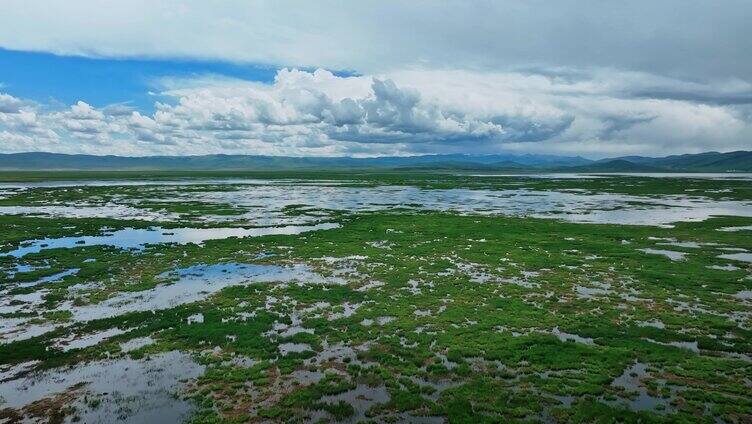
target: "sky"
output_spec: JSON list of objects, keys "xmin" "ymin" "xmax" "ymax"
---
[{"xmin": 0, "ymin": 0, "xmax": 750, "ymax": 159}]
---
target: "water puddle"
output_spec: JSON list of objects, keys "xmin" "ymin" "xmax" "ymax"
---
[
  {"xmin": 63, "ymin": 263, "xmax": 344, "ymax": 322},
  {"xmin": 609, "ymin": 362, "xmax": 675, "ymax": 413},
  {"xmin": 304, "ymin": 342, "xmax": 373, "ymax": 368},
  {"xmin": 0, "ymin": 204, "xmax": 178, "ymax": 222},
  {"xmin": 719, "ymin": 225, "xmax": 752, "ymax": 232},
  {"xmin": 278, "ymin": 343, "xmax": 312, "ymax": 356},
  {"xmin": 718, "ymin": 253, "xmax": 752, "ymax": 263},
  {"xmin": 638, "ymin": 248, "xmax": 687, "ymax": 261},
  {"xmin": 17, "ymin": 268, "xmax": 80, "ymax": 287},
  {"xmin": 656, "ymin": 241, "xmax": 703, "ymax": 249},
  {"xmin": 0, "ymin": 320, "xmax": 58, "ymax": 345},
  {"xmin": 575, "ymin": 283, "xmax": 613, "ymax": 299},
  {"xmin": 707, "ymin": 264, "xmax": 740, "ymax": 271},
  {"xmin": 54, "ymin": 327, "xmax": 128, "ymax": 352},
  {"xmin": 361, "ymin": 316, "xmax": 396, "ymax": 327},
  {"xmin": 636, "ymin": 320, "xmax": 666, "ymax": 329},
  {"xmin": 4, "ymin": 263, "xmax": 41, "ymax": 279},
  {"xmin": 550, "ymin": 327, "xmax": 595, "ymax": 345},
  {"xmin": 735, "ymin": 291, "xmax": 752, "ymax": 300},
  {"xmin": 119, "ymin": 336, "xmax": 156, "ymax": 353},
  {"xmin": 328, "ymin": 302, "xmax": 364, "ymax": 321},
  {"xmin": 645, "ymin": 338, "xmax": 699, "ymax": 353},
  {"xmin": 2, "ymin": 223, "xmax": 339, "ymax": 258},
  {"xmin": 0, "ymin": 351, "xmax": 204, "ymax": 423},
  {"xmin": 310, "ymin": 384, "xmax": 390, "ymax": 423}
]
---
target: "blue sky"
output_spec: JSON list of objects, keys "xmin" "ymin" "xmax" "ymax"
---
[
  {"xmin": 0, "ymin": 49, "xmax": 279, "ymax": 112},
  {"xmin": 0, "ymin": 1, "xmax": 750, "ymax": 158}
]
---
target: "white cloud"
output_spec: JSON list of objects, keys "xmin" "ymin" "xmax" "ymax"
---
[
  {"xmin": 0, "ymin": 93, "xmax": 24, "ymax": 113},
  {"xmin": 1, "ymin": 68, "xmax": 751, "ymax": 158}
]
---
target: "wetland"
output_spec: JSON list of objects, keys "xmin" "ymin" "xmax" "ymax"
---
[{"xmin": 0, "ymin": 172, "xmax": 751, "ymax": 423}]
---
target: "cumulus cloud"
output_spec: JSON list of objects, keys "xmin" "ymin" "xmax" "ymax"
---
[
  {"xmin": 138, "ymin": 69, "xmax": 513, "ymax": 150},
  {"xmin": 0, "ymin": 93, "xmax": 24, "ymax": 113},
  {"xmin": 1, "ymin": 68, "xmax": 751, "ymax": 157}
]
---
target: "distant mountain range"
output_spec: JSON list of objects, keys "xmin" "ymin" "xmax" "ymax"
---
[{"xmin": 0, "ymin": 150, "xmax": 750, "ymax": 172}]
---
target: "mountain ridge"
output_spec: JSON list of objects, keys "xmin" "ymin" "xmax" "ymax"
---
[{"xmin": 0, "ymin": 151, "xmax": 749, "ymax": 172}]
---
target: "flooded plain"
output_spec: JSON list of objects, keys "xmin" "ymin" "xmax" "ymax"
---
[
  {"xmin": 1, "ymin": 174, "xmax": 751, "ymax": 423},
  {"xmin": 1, "ymin": 178, "xmax": 752, "ymax": 227}
]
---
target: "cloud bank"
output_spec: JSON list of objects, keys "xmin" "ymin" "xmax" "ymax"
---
[
  {"xmin": 1, "ymin": 68, "xmax": 750, "ymax": 158},
  {"xmin": 0, "ymin": 1, "xmax": 750, "ymax": 157},
  {"xmin": 1, "ymin": 0, "xmax": 750, "ymax": 80}
]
